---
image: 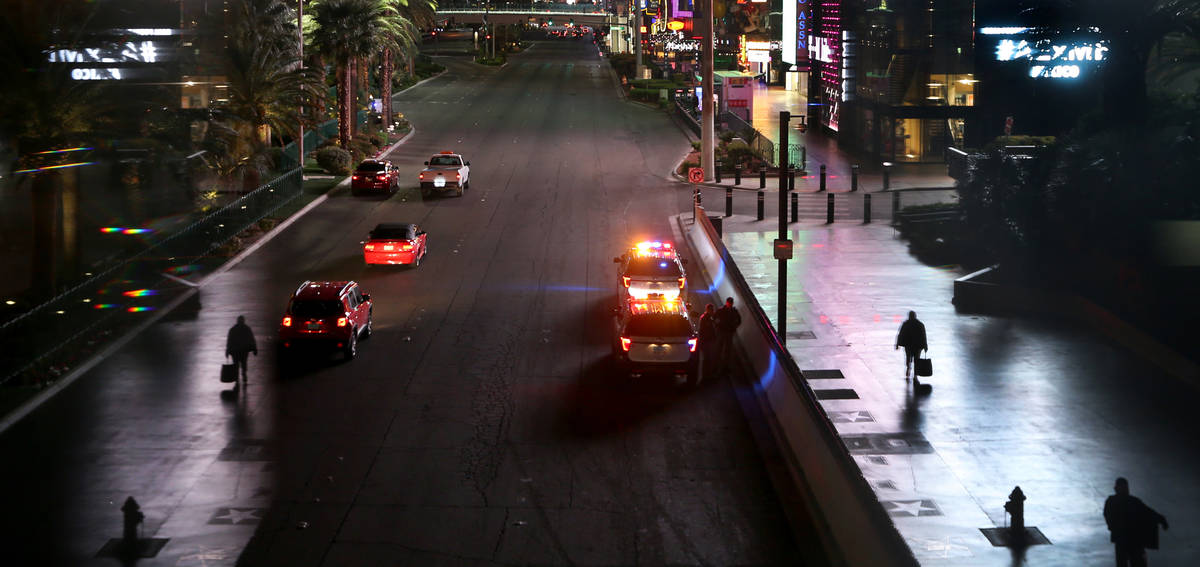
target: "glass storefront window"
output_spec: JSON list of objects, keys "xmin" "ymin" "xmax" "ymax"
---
[{"xmin": 926, "ymin": 73, "xmax": 976, "ymax": 106}]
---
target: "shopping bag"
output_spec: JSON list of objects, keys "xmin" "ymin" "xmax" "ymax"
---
[
  {"xmin": 915, "ymin": 357, "xmax": 933, "ymax": 377},
  {"xmin": 220, "ymin": 363, "xmax": 238, "ymax": 383}
]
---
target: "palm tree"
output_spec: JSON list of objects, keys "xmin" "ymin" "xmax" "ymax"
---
[
  {"xmin": 309, "ymin": 0, "xmax": 407, "ymax": 149},
  {"xmin": 382, "ymin": 0, "xmax": 436, "ymax": 125},
  {"xmin": 1086, "ymin": 0, "xmax": 1200, "ymax": 128},
  {"xmin": 225, "ymin": 18, "xmax": 324, "ymax": 145}
]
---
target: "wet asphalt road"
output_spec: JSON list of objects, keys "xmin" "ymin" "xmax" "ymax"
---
[{"xmin": 0, "ymin": 40, "xmax": 801, "ymax": 565}]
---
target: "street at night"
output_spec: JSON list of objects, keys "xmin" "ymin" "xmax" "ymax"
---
[{"xmin": 4, "ymin": 1, "xmax": 1200, "ymax": 566}]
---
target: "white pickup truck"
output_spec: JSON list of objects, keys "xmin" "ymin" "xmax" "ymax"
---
[{"xmin": 419, "ymin": 151, "xmax": 470, "ymax": 198}]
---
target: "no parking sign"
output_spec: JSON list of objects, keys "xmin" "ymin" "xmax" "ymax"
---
[{"xmin": 687, "ymin": 167, "xmax": 704, "ymax": 183}]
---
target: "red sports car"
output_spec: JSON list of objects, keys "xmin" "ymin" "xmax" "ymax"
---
[{"xmin": 363, "ymin": 223, "xmax": 427, "ymax": 266}]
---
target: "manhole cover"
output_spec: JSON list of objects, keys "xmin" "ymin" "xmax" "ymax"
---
[
  {"xmin": 95, "ymin": 538, "xmax": 169, "ymax": 558},
  {"xmin": 979, "ymin": 527, "xmax": 1052, "ymax": 547},
  {"xmin": 804, "ymin": 369, "xmax": 844, "ymax": 379},
  {"xmin": 814, "ymin": 388, "xmax": 858, "ymax": 400},
  {"xmin": 788, "ymin": 330, "xmax": 817, "ymax": 340}
]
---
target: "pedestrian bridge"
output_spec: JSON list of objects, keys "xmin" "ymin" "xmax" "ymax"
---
[{"xmin": 437, "ymin": 1, "xmax": 611, "ymax": 26}]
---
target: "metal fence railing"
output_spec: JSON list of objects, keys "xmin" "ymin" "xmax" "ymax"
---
[
  {"xmin": 719, "ymin": 111, "xmax": 776, "ymax": 167},
  {"xmin": 0, "ymin": 168, "xmax": 303, "ymax": 387}
]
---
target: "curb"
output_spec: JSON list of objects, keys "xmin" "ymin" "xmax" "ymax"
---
[{"xmin": 0, "ymin": 128, "xmax": 419, "ymax": 435}]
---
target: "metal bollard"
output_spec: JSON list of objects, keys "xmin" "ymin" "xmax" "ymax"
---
[
  {"xmin": 725, "ymin": 187, "xmax": 733, "ymax": 217},
  {"xmin": 801, "ymin": 146, "xmax": 807, "ymax": 170},
  {"xmin": 715, "ymin": 161, "xmax": 722, "ymax": 183},
  {"xmin": 883, "ymin": 162, "xmax": 892, "ymax": 192},
  {"xmin": 756, "ymin": 190, "xmax": 765, "ymax": 220},
  {"xmin": 851, "ymin": 164, "xmax": 859, "ymax": 192},
  {"xmin": 791, "ymin": 192, "xmax": 798, "ymax": 223},
  {"xmin": 826, "ymin": 193, "xmax": 834, "ymax": 224},
  {"xmin": 819, "ymin": 164, "xmax": 826, "ymax": 192},
  {"xmin": 891, "ymin": 190, "xmax": 901, "ymax": 224},
  {"xmin": 788, "ymin": 167, "xmax": 796, "ymax": 191},
  {"xmin": 864, "ymin": 193, "xmax": 872, "ymax": 224},
  {"xmin": 759, "ymin": 169, "xmax": 766, "ymax": 189},
  {"xmin": 734, "ymin": 166, "xmax": 741, "ymax": 185}
]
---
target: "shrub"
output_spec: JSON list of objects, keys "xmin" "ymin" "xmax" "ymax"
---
[
  {"xmin": 315, "ymin": 146, "xmax": 352, "ymax": 175},
  {"xmin": 678, "ymin": 160, "xmax": 698, "ymax": 174},
  {"xmin": 608, "ymin": 53, "xmax": 636, "ymax": 82},
  {"xmin": 691, "ymin": 141, "xmax": 701, "ymax": 151},
  {"xmin": 629, "ymin": 87, "xmax": 660, "ymax": 103}
]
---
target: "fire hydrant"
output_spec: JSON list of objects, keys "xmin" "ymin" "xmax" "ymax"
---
[
  {"xmin": 1004, "ymin": 486, "xmax": 1026, "ymax": 540},
  {"xmin": 121, "ymin": 496, "xmax": 144, "ymax": 545}
]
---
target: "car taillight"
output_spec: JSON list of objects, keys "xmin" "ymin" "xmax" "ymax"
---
[
  {"xmin": 377, "ymin": 172, "xmax": 387, "ymax": 178},
  {"xmin": 281, "ymin": 316, "xmax": 292, "ymax": 327},
  {"xmin": 365, "ymin": 244, "xmax": 375, "ymax": 251},
  {"xmin": 400, "ymin": 241, "xmax": 413, "ymax": 251},
  {"xmin": 419, "ymin": 173, "xmax": 425, "ymax": 179},
  {"xmin": 620, "ymin": 337, "xmax": 632, "ymax": 351},
  {"xmin": 455, "ymin": 173, "xmax": 461, "ymax": 180},
  {"xmin": 352, "ymin": 175, "xmax": 359, "ymax": 180},
  {"xmin": 687, "ymin": 338, "xmax": 698, "ymax": 352},
  {"xmin": 337, "ymin": 317, "xmax": 348, "ymax": 327},
  {"xmin": 678, "ymin": 276, "xmax": 686, "ymax": 288},
  {"xmin": 622, "ymin": 276, "xmax": 631, "ymax": 287}
]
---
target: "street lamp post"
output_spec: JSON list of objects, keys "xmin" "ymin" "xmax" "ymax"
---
[
  {"xmin": 776, "ymin": 111, "xmax": 791, "ymax": 340},
  {"xmin": 700, "ymin": 0, "xmax": 715, "ymax": 181}
]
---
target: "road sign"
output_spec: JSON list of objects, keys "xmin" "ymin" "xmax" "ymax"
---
[
  {"xmin": 688, "ymin": 167, "xmax": 704, "ymax": 183},
  {"xmin": 773, "ymin": 238, "xmax": 793, "ymax": 260}
]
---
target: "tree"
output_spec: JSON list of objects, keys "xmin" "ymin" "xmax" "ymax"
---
[
  {"xmin": 225, "ymin": 0, "xmax": 324, "ymax": 146},
  {"xmin": 382, "ymin": 0, "xmax": 436, "ymax": 126},
  {"xmin": 1086, "ymin": 0, "xmax": 1200, "ymax": 128},
  {"xmin": 309, "ymin": 0, "xmax": 407, "ymax": 149}
]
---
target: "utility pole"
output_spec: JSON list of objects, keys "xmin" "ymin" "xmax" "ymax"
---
[
  {"xmin": 700, "ymin": 0, "xmax": 715, "ymax": 181},
  {"xmin": 297, "ymin": 0, "xmax": 304, "ymax": 175}
]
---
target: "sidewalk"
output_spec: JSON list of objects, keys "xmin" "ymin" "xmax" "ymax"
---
[
  {"xmin": 680, "ymin": 82, "xmax": 956, "ymax": 192},
  {"xmin": 711, "ymin": 215, "xmax": 1200, "ymax": 565}
]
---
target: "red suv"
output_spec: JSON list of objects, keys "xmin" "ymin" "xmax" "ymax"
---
[
  {"xmin": 351, "ymin": 159, "xmax": 399, "ymax": 195},
  {"xmin": 278, "ymin": 281, "xmax": 373, "ymax": 359}
]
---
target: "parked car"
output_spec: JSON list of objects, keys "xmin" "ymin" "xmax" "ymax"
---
[
  {"xmin": 612, "ymin": 297, "xmax": 700, "ymax": 382},
  {"xmin": 614, "ymin": 240, "xmax": 688, "ymax": 300}
]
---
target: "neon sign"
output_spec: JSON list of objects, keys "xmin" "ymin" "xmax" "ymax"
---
[{"xmin": 986, "ymin": 27, "xmax": 1109, "ymax": 80}]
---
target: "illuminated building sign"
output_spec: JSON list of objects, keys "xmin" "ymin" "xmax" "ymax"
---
[
  {"xmin": 745, "ymin": 40, "xmax": 775, "ymax": 63},
  {"xmin": 812, "ymin": 1, "xmax": 843, "ymax": 131},
  {"xmin": 797, "ymin": 0, "xmax": 810, "ymax": 68},
  {"xmin": 983, "ymin": 26, "xmax": 1109, "ymax": 80},
  {"xmin": 46, "ymin": 28, "xmax": 176, "ymax": 81}
]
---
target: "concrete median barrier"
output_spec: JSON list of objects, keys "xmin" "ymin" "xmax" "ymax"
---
[{"xmin": 679, "ymin": 203, "xmax": 918, "ymax": 567}]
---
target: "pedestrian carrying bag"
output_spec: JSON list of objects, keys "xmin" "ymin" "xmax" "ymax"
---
[
  {"xmin": 220, "ymin": 362, "xmax": 238, "ymax": 383},
  {"xmin": 915, "ymin": 356, "xmax": 933, "ymax": 377}
]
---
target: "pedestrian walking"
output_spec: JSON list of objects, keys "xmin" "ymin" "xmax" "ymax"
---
[
  {"xmin": 894, "ymin": 310, "xmax": 927, "ymax": 380},
  {"xmin": 714, "ymin": 297, "xmax": 742, "ymax": 373},
  {"xmin": 225, "ymin": 315, "xmax": 258, "ymax": 385},
  {"xmin": 697, "ymin": 303, "xmax": 718, "ymax": 381},
  {"xmin": 1104, "ymin": 477, "xmax": 1169, "ymax": 567}
]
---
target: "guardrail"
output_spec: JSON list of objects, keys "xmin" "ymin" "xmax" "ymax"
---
[
  {"xmin": 0, "ymin": 168, "xmax": 303, "ymax": 387},
  {"xmin": 681, "ymin": 203, "xmax": 919, "ymax": 567}
]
